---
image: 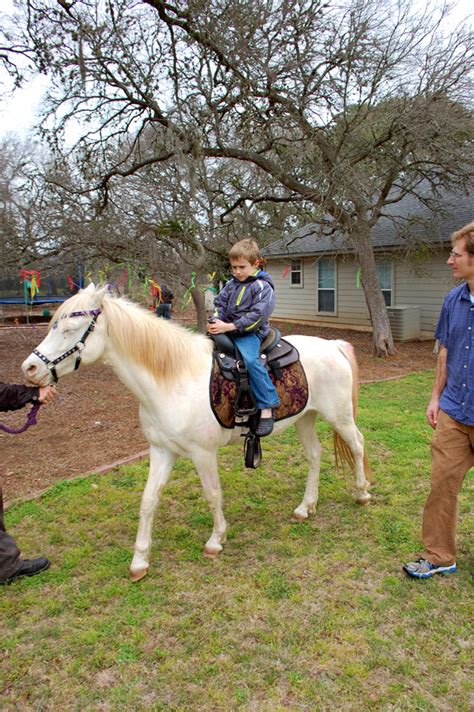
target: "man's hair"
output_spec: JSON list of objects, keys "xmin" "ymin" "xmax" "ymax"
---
[
  {"xmin": 451, "ymin": 221, "xmax": 474, "ymax": 254},
  {"xmin": 229, "ymin": 238, "xmax": 261, "ymax": 264}
]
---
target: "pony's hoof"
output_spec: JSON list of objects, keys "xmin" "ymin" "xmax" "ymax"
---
[
  {"xmin": 130, "ymin": 567, "xmax": 149, "ymax": 582},
  {"xmin": 356, "ymin": 494, "xmax": 371, "ymax": 506},
  {"xmin": 203, "ymin": 546, "xmax": 222, "ymax": 559},
  {"xmin": 291, "ymin": 510, "xmax": 308, "ymax": 522},
  {"xmin": 291, "ymin": 504, "xmax": 315, "ymax": 522}
]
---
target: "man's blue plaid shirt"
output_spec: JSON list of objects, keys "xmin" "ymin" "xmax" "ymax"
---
[{"xmin": 435, "ymin": 282, "xmax": 474, "ymax": 425}]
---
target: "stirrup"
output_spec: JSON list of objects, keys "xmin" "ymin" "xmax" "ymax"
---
[
  {"xmin": 244, "ymin": 431, "xmax": 262, "ymax": 469},
  {"xmin": 234, "ymin": 403, "xmax": 258, "ymax": 417},
  {"xmin": 234, "ymin": 362, "xmax": 257, "ymax": 417}
]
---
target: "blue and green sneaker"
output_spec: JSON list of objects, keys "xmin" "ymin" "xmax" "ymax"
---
[{"xmin": 403, "ymin": 557, "xmax": 457, "ymax": 579}]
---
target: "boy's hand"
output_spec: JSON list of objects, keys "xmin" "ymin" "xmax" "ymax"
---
[{"xmin": 207, "ymin": 319, "xmax": 236, "ymax": 335}]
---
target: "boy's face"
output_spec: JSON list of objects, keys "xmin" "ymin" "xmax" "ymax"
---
[{"xmin": 230, "ymin": 257, "xmax": 260, "ymax": 282}]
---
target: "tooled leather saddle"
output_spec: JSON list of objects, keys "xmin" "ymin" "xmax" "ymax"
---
[{"xmin": 209, "ymin": 327, "xmax": 308, "ymax": 430}]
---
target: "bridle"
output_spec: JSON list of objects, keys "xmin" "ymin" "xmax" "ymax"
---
[{"xmin": 32, "ymin": 309, "xmax": 102, "ymax": 384}]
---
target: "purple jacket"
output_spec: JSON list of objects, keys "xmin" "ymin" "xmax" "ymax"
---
[
  {"xmin": 213, "ymin": 270, "xmax": 275, "ymax": 337},
  {"xmin": 0, "ymin": 383, "xmax": 40, "ymax": 412}
]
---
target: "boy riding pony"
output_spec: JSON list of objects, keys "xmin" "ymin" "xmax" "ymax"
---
[{"xmin": 207, "ymin": 239, "xmax": 280, "ymax": 436}]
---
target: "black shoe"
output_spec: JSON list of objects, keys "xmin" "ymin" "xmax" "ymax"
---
[
  {"xmin": 255, "ymin": 417, "xmax": 274, "ymax": 437},
  {"xmin": 0, "ymin": 557, "xmax": 50, "ymax": 585}
]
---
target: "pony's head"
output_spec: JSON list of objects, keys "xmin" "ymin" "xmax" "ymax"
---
[
  {"xmin": 22, "ymin": 283, "xmax": 110, "ymax": 386},
  {"xmin": 22, "ymin": 283, "xmax": 213, "ymax": 387}
]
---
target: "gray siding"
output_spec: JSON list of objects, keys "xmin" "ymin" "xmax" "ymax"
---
[
  {"xmin": 267, "ymin": 252, "xmax": 455, "ymax": 336},
  {"xmin": 393, "ymin": 254, "xmax": 453, "ymax": 332},
  {"xmin": 267, "ymin": 256, "xmax": 371, "ymax": 328}
]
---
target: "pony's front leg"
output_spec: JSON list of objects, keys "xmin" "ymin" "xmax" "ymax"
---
[
  {"xmin": 192, "ymin": 448, "xmax": 227, "ymax": 557},
  {"xmin": 292, "ymin": 411, "xmax": 322, "ymax": 521},
  {"xmin": 130, "ymin": 445, "xmax": 177, "ymax": 582}
]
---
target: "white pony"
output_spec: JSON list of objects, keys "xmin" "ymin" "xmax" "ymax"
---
[{"xmin": 22, "ymin": 284, "xmax": 371, "ymax": 581}]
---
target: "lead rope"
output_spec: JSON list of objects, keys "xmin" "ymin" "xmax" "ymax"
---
[{"xmin": 0, "ymin": 403, "xmax": 41, "ymax": 435}]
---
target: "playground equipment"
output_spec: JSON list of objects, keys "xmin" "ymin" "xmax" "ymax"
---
[{"xmin": 0, "ymin": 270, "xmax": 79, "ymax": 324}]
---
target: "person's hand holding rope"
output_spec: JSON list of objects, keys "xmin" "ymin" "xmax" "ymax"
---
[
  {"xmin": 0, "ymin": 383, "xmax": 56, "ymax": 435},
  {"xmin": 38, "ymin": 385, "xmax": 56, "ymax": 404}
]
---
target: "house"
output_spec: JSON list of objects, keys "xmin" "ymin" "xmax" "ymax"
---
[{"xmin": 263, "ymin": 188, "xmax": 473, "ymax": 339}]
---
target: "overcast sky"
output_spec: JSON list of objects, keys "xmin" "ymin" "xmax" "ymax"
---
[
  {"xmin": 0, "ymin": 0, "xmax": 472, "ymax": 140},
  {"xmin": 0, "ymin": 74, "xmax": 49, "ymax": 138}
]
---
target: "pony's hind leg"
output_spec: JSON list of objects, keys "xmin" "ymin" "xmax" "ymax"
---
[
  {"xmin": 191, "ymin": 448, "xmax": 227, "ymax": 557},
  {"xmin": 292, "ymin": 411, "xmax": 322, "ymax": 521},
  {"xmin": 334, "ymin": 422, "xmax": 371, "ymax": 505},
  {"xmin": 130, "ymin": 445, "xmax": 177, "ymax": 582}
]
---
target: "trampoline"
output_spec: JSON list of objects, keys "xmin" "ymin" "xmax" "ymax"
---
[{"xmin": 0, "ymin": 296, "xmax": 69, "ymax": 305}]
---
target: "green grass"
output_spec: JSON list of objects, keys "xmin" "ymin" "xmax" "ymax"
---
[{"xmin": 1, "ymin": 372, "xmax": 472, "ymax": 710}]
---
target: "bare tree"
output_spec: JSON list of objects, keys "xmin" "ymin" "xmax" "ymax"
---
[
  {"xmin": 2, "ymin": 0, "xmax": 473, "ymax": 353},
  {"xmin": 0, "ymin": 136, "xmax": 53, "ymax": 268}
]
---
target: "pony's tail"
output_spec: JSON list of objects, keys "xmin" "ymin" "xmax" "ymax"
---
[{"xmin": 333, "ymin": 341, "xmax": 372, "ymax": 482}]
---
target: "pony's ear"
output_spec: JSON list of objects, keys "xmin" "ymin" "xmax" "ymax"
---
[
  {"xmin": 91, "ymin": 285, "xmax": 109, "ymax": 308},
  {"xmin": 81, "ymin": 282, "xmax": 96, "ymax": 293}
]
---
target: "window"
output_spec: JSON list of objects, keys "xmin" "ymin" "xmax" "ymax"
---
[
  {"xmin": 290, "ymin": 259, "xmax": 303, "ymax": 287},
  {"xmin": 376, "ymin": 259, "xmax": 393, "ymax": 306},
  {"xmin": 317, "ymin": 257, "xmax": 336, "ymax": 313}
]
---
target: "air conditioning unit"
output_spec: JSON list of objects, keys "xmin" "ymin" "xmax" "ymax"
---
[{"xmin": 387, "ymin": 305, "xmax": 421, "ymax": 341}]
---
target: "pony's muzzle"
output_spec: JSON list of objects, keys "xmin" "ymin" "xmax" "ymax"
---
[
  {"xmin": 23, "ymin": 361, "xmax": 39, "ymax": 381},
  {"xmin": 22, "ymin": 357, "xmax": 51, "ymax": 387}
]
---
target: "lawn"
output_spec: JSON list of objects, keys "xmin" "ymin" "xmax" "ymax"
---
[{"xmin": 1, "ymin": 372, "xmax": 472, "ymax": 710}]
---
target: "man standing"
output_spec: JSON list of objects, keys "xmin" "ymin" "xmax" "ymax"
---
[
  {"xmin": 0, "ymin": 382, "xmax": 55, "ymax": 585},
  {"xmin": 403, "ymin": 222, "xmax": 474, "ymax": 579}
]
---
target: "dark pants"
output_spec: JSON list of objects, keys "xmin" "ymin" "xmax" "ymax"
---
[
  {"xmin": 0, "ymin": 486, "xmax": 21, "ymax": 581},
  {"xmin": 156, "ymin": 303, "xmax": 172, "ymax": 319}
]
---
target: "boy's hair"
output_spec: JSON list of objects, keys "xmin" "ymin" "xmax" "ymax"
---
[
  {"xmin": 229, "ymin": 239, "xmax": 261, "ymax": 264},
  {"xmin": 451, "ymin": 221, "xmax": 474, "ymax": 255}
]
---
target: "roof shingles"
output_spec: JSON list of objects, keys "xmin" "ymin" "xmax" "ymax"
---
[{"xmin": 264, "ymin": 188, "xmax": 473, "ymax": 257}]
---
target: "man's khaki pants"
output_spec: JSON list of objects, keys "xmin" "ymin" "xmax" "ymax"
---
[{"xmin": 422, "ymin": 410, "xmax": 473, "ymax": 566}]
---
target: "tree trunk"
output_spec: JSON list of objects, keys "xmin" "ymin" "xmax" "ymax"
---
[
  {"xmin": 353, "ymin": 225, "xmax": 396, "ymax": 357},
  {"xmin": 191, "ymin": 286, "xmax": 208, "ymax": 333}
]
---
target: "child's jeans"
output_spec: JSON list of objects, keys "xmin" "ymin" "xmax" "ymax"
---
[{"xmin": 233, "ymin": 332, "xmax": 280, "ymax": 410}]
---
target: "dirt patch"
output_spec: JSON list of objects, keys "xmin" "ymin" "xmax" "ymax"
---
[{"xmin": 0, "ymin": 317, "xmax": 437, "ymax": 506}]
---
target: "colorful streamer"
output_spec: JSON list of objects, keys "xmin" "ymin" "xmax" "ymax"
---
[
  {"xmin": 19, "ymin": 269, "xmax": 41, "ymax": 305},
  {"xmin": 181, "ymin": 272, "xmax": 197, "ymax": 309}
]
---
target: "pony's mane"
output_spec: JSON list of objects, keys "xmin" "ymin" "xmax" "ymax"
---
[{"xmin": 52, "ymin": 289, "xmax": 213, "ymax": 381}]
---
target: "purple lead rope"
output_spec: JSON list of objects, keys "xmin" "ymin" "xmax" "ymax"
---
[{"xmin": 0, "ymin": 403, "xmax": 41, "ymax": 435}]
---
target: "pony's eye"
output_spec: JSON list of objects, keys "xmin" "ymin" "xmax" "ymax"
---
[{"xmin": 61, "ymin": 325, "xmax": 76, "ymax": 334}]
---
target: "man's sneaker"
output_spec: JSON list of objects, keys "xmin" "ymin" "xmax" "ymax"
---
[
  {"xmin": 0, "ymin": 557, "xmax": 50, "ymax": 585},
  {"xmin": 403, "ymin": 557, "xmax": 456, "ymax": 579}
]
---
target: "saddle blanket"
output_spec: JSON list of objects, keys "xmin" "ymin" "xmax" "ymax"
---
[{"xmin": 210, "ymin": 345, "xmax": 309, "ymax": 429}]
